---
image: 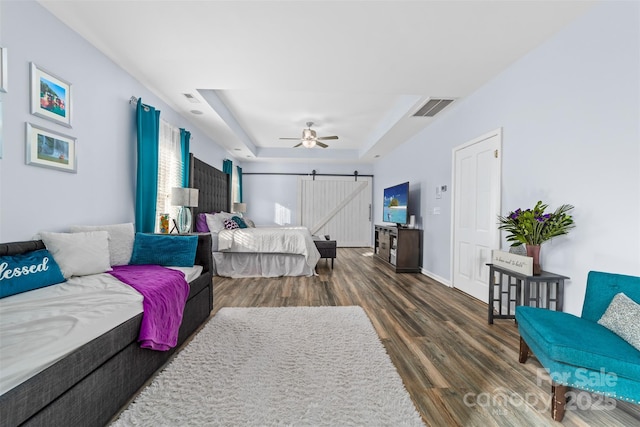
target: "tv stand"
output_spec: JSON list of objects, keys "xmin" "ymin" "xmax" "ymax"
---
[{"xmin": 373, "ymin": 224, "xmax": 421, "ymax": 273}]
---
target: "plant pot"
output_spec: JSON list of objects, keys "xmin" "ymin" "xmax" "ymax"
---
[{"xmin": 526, "ymin": 244, "xmax": 542, "ymax": 275}]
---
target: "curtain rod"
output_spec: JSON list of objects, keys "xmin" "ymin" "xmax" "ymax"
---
[
  {"xmin": 129, "ymin": 96, "xmax": 150, "ymax": 112},
  {"xmin": 243, "ymin": 171, "xmax": 373, "ymax": 181}
]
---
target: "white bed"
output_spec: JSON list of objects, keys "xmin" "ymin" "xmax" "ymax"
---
[
  {"xmin": 189, "ymin": 155, "xmax": 320, "ymax": 278},
  {"xmin": 211, "ymin": 226, "xmax": 320, "ymax": 278}
]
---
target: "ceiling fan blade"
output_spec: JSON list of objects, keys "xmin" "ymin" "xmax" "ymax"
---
[
  {"xmin": 280, "ymin": 137, "xmax": 300, "ymax": 140},
  {"xmin": 316, "ymin": 142, "xmax": 329, "ymax": 148},
  {"xmin": 293, "ymin": 142, "xmax": 303, "ymax": 148},
  {"xmin": 317, "ymin": 136, "xmax": 339, "ymax": 140}
]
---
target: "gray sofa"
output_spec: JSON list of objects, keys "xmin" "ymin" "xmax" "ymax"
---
[{"xmin": 0, "ymin": 234, "xmax": 213, "ymax": 427}]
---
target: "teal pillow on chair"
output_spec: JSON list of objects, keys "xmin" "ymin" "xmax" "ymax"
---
[
  {"xmin": 129, "ymin": 233, "xmax": 198, "ymax": 267},
  {"xmin": 0, "ymin": 249, "xmax": 65, "ymax": 298}
]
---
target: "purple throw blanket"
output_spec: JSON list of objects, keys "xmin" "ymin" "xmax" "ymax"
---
[{"xmin": 109, "ymin": 265, "xmax": 190, "ymax": 351}]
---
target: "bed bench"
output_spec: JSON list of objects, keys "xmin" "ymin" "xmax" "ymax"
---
[{"xmin": 313, "ymin": 235, "xmax": 337, "ymax": 269}]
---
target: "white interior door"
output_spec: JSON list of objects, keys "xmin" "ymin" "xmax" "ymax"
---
[
  {"xmin": 298, "ymin": 176, "xmax": 372, "ymax": 247},
  {"xmin": 452, "ymin": 129, "xmax": 502, "ymax": 303}
]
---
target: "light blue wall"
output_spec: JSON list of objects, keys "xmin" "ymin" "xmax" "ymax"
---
[
  {"xmin": 2, "ymin": 1, "xmax": 638, "ymax": 316},
  {"xmin": 0, "ymin": 1, "xmax": 232, "ymax": 242},
  {"xmin": 373, "ymin": 1, "xmax": 640, "ymax": 315},
  {"xmin": 241, "ymin": 161, "xmax": 373, "ymax": 227}
]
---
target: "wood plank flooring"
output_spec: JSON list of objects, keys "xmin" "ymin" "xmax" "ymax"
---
[{"xmin": 212, "ymin": 248, "xmax": 640, "ymax": 427}]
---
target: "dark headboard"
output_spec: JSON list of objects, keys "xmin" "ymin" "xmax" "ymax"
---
[{"xmin": 189, "ymin": 154, "xmax": 230, "ymax": 217}]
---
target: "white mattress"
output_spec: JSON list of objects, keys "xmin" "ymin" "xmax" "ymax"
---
[{"xmin": 0, "ymin": 265, "xmax": 202, "ymax": 396}]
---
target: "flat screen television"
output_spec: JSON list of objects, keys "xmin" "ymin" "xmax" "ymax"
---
[{"xmin": 383, "ymin": 181, "xmax": 409, "ymax": 226}]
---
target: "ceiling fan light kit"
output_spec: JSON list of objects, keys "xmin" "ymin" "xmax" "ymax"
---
[
  {"xmin": 302, "ymin": 138, "xmax": 316, "ymax": 148},
  {"xmin": 280, "ymin": 121, "xmax": 338, "ymax": 149}
]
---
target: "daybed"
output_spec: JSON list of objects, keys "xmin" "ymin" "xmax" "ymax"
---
[
  {"xmin": 0, "ymin": 232, "xmax": 213, "ymax": 427},
  {"xmin": 189, "ymin": 155, "xmax": 320, "ymax": 278},
  {"xmin": 516, "ymin": 270, "xmax": 640, "ymax": 421}
]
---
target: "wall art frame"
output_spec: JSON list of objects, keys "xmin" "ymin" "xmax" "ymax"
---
[
  {"xmin": 30, "ymin": 62, "xmax": 72, "ymax": 127},
  {"xmin": 0, "ymin": 47, "xmax": 7, "ymax": 93},
  {"xmin": 26, "ymin": 122, "xmax": 77, "ymax": 173}
]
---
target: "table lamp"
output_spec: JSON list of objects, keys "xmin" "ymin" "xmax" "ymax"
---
[
  {"xmin": 171, "ymin": 187, "xmax": 199, "ymax": 233},
  {"xmin": 233, "ymin": 202, "xmax": 247, "ymax": 217}
]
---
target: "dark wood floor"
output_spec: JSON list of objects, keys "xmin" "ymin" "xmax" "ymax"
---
[{"xmin": 212, "ymin": 248, "xmax": 640, "ymax": 427}]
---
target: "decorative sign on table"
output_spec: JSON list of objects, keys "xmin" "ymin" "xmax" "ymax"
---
[{"xmin": 491, "ymin": 250, "xmax": 533, "ymax": 276}]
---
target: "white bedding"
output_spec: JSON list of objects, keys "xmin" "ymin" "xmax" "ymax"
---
[
  {"xmin": 217, "ymin": 226, "xmax": 320, "ymax": 269},
  {"xmin": 212, "ymin": 252, "xmax": 315, "ymax": 278},
  {"xmin": 0, "ymin": 265, "xmax": 202, "ymax": 396}
]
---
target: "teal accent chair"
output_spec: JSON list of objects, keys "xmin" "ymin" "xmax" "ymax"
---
[{"xmin": 516, "ymin": 271, "xmax": 640, "ymax": 421}]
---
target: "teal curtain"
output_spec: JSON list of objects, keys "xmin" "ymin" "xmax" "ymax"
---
[
  {"xmin": 180, "ymin": 128, "xmax": 191, "ymax": 187},
  {"xmin": 135, "ymin": 99, "xmax": 161, "ymax": 233},
  {"xmin": 236, "ymin": 165, "xmax": 243, "ymax": 203},
  {"xmin": 222, "ymin": 159, "xmax": 232, "ymax": 175}
]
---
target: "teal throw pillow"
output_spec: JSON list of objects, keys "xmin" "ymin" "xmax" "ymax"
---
[
  {"xmin": 129, "ymin": 233, "xmax": 198, "ymax": 267},
  {"xmin": 0, "ymin": 249, "xmax": 66, "ymax": 298},
  {"xmin": 232, "ymin": 216, "xmax": 248, "ymax": 229}
]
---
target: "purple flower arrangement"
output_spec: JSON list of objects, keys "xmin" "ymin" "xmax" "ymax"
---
[{"xmin": 498, "ymin": 201, "xmax": 575, "ymax": 246}]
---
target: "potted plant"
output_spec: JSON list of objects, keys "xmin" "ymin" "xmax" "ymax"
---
[{"xmin": 497, "ymin": 201, "xmax": 575, "ymax": 274}]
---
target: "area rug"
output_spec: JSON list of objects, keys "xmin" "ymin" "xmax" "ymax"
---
[{"xmin": 111, "ymin": 306, "xmax": 424, "ymax": 426}]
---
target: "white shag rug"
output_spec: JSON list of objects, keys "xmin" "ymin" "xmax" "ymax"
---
[{"xmin": 111, "ymin": 306, "xmax": 424, "ymax": 426}]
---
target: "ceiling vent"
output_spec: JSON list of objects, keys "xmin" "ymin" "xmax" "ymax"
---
[
  {"xmin": 413, "ymin": 98, "xmax": 454, "ymax": 117},
  {"xmin": 183, "ymin": 93, "xmax": 200, "ymax": 103}
]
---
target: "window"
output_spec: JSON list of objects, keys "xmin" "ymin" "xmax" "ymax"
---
[{"xmin": 155, "ymin": 119, "xmax": 183, "ymax": 232}]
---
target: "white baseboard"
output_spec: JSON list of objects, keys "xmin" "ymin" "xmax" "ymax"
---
[{"xmin": 420, "ymin": 269, "xmax": 452, "ymax": 288}]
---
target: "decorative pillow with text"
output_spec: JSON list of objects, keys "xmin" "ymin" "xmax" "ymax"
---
[{"xmin": 0, "ymin": 249, "xmax": 66, "ymax": 298}]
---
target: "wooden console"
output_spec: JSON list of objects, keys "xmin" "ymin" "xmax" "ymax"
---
[{"xmin": 373, "ymin": 225, "xmax": 421, "ymax": 273}]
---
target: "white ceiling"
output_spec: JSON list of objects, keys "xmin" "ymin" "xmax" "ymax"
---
[{"xmin": 39, "ymin": 0, "xmax": 595, "ymax": 163}]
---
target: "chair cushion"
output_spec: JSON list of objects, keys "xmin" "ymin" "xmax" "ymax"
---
[{"xmin": 516, "ymin": 306, "xmax": 640, "ymax": 381}]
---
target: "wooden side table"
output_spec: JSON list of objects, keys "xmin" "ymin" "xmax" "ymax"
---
[{"xmin": 487, "ymin": 264, "xmax": 569, "ymax": 324}]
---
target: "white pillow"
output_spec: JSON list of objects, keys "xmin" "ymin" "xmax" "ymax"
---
[
  {"xmin": 69, "ymin": 223, "xmax": 134, "ymax": 266},
  {"xmin": 598, "ymin": 292, "xmax": 640, "ymax": 351},
  {"xmin": 205, "ymin": 212, "xmax": 234, "ymax": 233},
  {"xmin": 39, "ymin": 231, "xmax": 112, "ymax": 279}
]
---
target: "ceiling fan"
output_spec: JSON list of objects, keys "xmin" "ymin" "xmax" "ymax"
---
[{"xmin": 280, "ymin": 122, "xmax": 338, "ymax": 148}]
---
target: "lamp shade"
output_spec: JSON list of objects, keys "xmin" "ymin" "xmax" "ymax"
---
[
  {"xmin": 171, "ymin": 187, "xmax": 199, "ymax": 207},
  {"xmin": 233, "ymin": 202, "xmax": 247, "ymax": 213}
]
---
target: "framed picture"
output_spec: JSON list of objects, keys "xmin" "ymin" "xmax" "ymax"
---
[
  {"xmin": 0, "ymin": 47, "xmax": 7, "ymax": 93},
  {"xmin": 26, "ymin": 122, "xmax": 77, "ymax": 173},
  {"xmin": 30, "ymin": 63, "xmax": 72, "ymax": 127}
]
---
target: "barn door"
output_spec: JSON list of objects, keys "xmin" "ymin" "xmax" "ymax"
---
[{"xmin": 298, "ymin": 176, "xmax": 372, "ymax": 247}]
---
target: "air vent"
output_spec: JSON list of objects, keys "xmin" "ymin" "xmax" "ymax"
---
[
  {"xmin": 413, "ymin": 98, "xmax": 454, "ymax": 117},
  {"xmin": 183, "ymin": 93, "xmax": 201, "ymax": 104}
]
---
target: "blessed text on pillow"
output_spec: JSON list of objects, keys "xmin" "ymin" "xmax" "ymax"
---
[{"xmin": 0, "ymin": 249, "xmax": 66, "ymax": 298}]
